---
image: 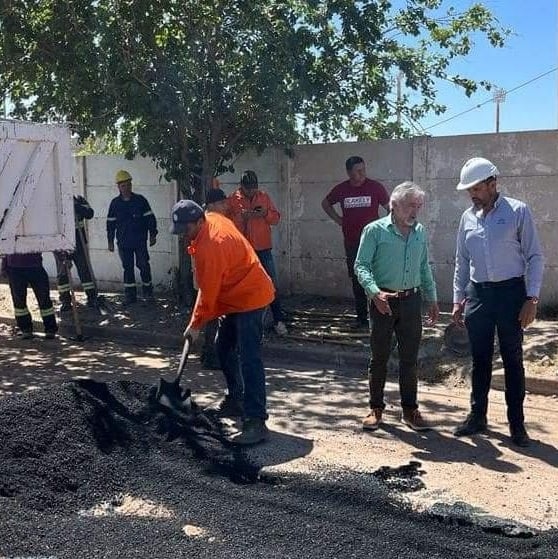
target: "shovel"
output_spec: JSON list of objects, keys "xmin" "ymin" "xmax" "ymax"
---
[
  {"xmin": 62, "ymin": 257, "xmax": 85, "ymax": 342},
  {"xmin": 155, "ymin": 335, "xmax": 192, "ymax": 412}
]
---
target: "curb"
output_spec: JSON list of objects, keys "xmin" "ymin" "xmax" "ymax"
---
[
  {"xmin": 0, "ymin": 314, "xmax": 369, "ymax": 369},
  {"xmin": 2, "ymin": 314, "xmax": 557, "ymax": 397}
]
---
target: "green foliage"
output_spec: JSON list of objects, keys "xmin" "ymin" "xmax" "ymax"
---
[{"xmin": 0, "ymin": 1, "xmax": 508, "ymax": 186}]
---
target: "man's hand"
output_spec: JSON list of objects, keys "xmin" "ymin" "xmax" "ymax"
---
[
  {"xmin": 321, "ymin": 198, "xmax": 343, "ymax": 226},
  {"xmin": 242, "ymin": 209, "xmax": 265, "ymax": 220},
  {"xmin": 183, "ymin": 326, "xmax": 200, "ymax": 343},
  {"xmin": 108, "ymin": 242, "xmax": 115, "ymax": 253},
  {"xmin": 425, "ymin": 302, "xmax": 440, "ymax": 326},
  {"xmin": 149, "ymin": 235, "xmax": 157, "ymax": 247},
  {"xmin": 452, "ymin": 301, "xmax": 465, "ymax": 327},
  {"xmin": 252, "ymin": 207, "xmax": 268, "ymax": 218},
  {"xmin": 371, "ymin": 291, "xmax": 398, "ymax": 315},
  {"xmin": 519, "ymin": 299, "xmax": 537, "ymax": 329}
]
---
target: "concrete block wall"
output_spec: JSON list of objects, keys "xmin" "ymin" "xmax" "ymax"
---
[
  {"xmin": 52, "ymin": 130, "xmax": 558, "ymax": 304},
  {"xmin": 44, "ymin": 155, "xmax": 178, "ymax": 292}
]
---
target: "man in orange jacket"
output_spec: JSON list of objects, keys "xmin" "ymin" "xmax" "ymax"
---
[
  {"xmin": 171, "ymin": 199, "xmax": 275, "ymax": 445},
  {"xmin": 228, "ymin": 170, "xmax": 287, "ymax": 336}
]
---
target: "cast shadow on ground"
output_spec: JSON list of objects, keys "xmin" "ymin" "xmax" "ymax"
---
[
  {"xmin": 379, "ymin": 423, "xmax": 522, "ymax": 474},
  {"xmin": 489, "ymin": 430, "xmax": 558, "ymax": 468},
  {"xmin": 0, "ymin": 333, "xmax": 220, "ymax": 397},
  {"xmin": 243, "ymin": 429, "xmax": 314, "ymax": 469}
]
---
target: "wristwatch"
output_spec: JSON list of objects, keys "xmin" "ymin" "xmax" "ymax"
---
[{"xmin": 527, "ymin": 296, "xmax": 539, "ymax": 304}]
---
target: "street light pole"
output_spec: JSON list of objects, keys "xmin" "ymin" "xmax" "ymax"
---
[{"xmin": 493, "ymin": 88, "xmax": 507, "ymax": 133}]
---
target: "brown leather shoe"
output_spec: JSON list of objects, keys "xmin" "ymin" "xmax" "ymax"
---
[
  {"xmin": 362, "ymin": 408, "xmax": 383, "ymax": 431},
  {"xmin": 401, "ymin": 409, "xmax": 431, "ymax": 431}
]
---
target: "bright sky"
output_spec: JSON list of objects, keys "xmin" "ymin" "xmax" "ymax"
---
[{"xmin": 417, "ymin": 0, "xmax": 557, "ymax": 136}]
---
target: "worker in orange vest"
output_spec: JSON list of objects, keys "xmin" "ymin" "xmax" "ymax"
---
[{"xmin": 171, "ymin": 199, "xmax": 275, "ymax": 445}]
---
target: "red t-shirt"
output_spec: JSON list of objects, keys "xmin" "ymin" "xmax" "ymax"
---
[{"xmin": 326, "ymin": 178, "xmax": 389, "ymax": 248}]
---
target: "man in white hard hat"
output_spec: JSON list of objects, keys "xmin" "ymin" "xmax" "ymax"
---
[{"xmin": 452, "ymin": 157, "xmax": 544, "ymax": 447}]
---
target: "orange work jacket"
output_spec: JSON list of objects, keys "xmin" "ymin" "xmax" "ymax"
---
[
  {"xmin": 188, "ymin": 213, "xmax": 275, "ymax": 329},
  {"xmin": 228, "ymin": 189, "xmax": 280, "ymax": 251}
]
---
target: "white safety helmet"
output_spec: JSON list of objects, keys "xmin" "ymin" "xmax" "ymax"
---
[{"xmin": 456, "ymin": 157, "xmax": 499, "ymax": 191}]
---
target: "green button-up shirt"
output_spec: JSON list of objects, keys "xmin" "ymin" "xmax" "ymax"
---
[{"xmin": 354, "ymin": 215, "xmax": 437, "ymax": 302}]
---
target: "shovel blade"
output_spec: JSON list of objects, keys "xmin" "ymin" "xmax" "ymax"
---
[{"xmin": 155, "ymin": 378, "xmax": 192, "ymax": 413}]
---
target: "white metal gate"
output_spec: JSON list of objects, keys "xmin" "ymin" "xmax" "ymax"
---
[{"xmin": 0, "ymin": 120, "xmax": 75, "ymax": 255}]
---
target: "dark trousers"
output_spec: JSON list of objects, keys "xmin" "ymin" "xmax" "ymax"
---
[
  {"xmin": 215, "ymin": 308, "xmax": 267, "ymax": 419},
  {"xmin": 55, "ymin": 237, "xmax": 96, "ymax": 303},
  {"xmin": 7, "ymin": 267, "xmax": 57, "ymax": 334},
  {"xmin": 256, "ymin": 249, "xmax": 284, "ymax": 323},
  {"xmin": 202, "ymin": 319, "xmax": 220, "ymax": 367},
  {"xmin": 345, "ymin": 245, "xmax": 368, "ymax": 323},
  {"xmin": 368, "ymin": 292, "xmax": 422, "ymax": 410},
  {"xmin": 118, "ymin": 244, "xmax": 153, "ymax": 300},
  {"xmin": 464, "ymin": 279, "xmax": 527, "ymax": 428}
]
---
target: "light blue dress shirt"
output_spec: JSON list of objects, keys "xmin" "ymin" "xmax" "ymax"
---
[{"xmin": 453, "ymin": 195, "xmax": 544, "ymax": 303}]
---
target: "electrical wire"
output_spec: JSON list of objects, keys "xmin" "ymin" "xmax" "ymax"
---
[{"xmin": 423, "ymin": 67, "xmax": 558, "ymax": 131}]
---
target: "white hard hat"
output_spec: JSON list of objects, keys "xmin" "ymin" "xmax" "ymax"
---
[{"xmin": 456, "ymin": 157, "xmax": 499, "ymax": 191}]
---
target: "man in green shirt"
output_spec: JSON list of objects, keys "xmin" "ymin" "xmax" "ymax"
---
[{"xmin": 355, "ymin": 181, "xmax": 439, "ymax": 432}]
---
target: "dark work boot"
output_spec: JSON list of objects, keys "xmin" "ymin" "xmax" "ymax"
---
[
  {"xmin": 229, "ymin": 418, "xmax": 269, "ymax": 445},
  {"xmin": 454, "ymin": 413, "xmax": 488, "ymax": 437},
  {"xmin": 123, "ymin": 286, "xmax": 137, "ymax": 306},
  {"xmin": 510, "ymin": 424, "xmax": 530, "ymax": 447},
  {"xmin": 18, "ymin": 330, "xmax": 34, "ymax": 340}
]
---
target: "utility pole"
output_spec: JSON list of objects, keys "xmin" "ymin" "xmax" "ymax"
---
[
  {"xmin": 493, "ymin": 88, "xmax": 506, "ymax": 133},
  {"xmin": 396, "ymin": 71, "xmax": 403, "ymax": 128},
  {"xmin": 2, "ymin": 93, "xmax": 8, "ymax": 119}
]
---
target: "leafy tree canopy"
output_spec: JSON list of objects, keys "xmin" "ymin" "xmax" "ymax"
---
[{"xmin": 0, "ymin": 0, "xmax": 507, "ymax": 194}]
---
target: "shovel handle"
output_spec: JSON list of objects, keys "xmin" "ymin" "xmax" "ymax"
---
[{"xmin": 175, "ymin": 335, "xmax": 192, "ymax": 384}]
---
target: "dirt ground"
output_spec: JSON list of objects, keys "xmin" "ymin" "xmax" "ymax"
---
[
  {"xmin": 1, "ymin": 285, "xmax": 558, "ymax": 557},
  {"xmin": 0, "ymin": 314, "xmax": 557, "ymax": 533}
]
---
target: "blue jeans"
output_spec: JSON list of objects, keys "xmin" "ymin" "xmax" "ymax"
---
[
  {"xmin": 215, "ymin": 308, "xmax": 267, "ymax": 419},
  {"xmin": 464, "ymin": 278, "xmax": 526, "ymax": 428},
  {"xmin": 256, "ymin": 249, "xmax": 284, "ymax": 323}
]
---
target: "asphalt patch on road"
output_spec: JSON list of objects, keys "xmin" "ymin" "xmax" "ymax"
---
[
  {"xmin": 1, "ymin": 380, "xmax": 557, "ymax": 558},
  {"xmin": 372, "ymin": 460, "xmax": 426, "ymax": 493},
  {"xmin": 428, "ymin": 502, "xmax": 539, "ymax": 539}
]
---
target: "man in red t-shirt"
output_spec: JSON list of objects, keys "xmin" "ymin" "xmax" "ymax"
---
[{"xmin": 322, "ymin": 156, "xmax": 390, "ymax": 327}]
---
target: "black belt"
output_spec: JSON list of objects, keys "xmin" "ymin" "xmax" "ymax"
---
[
  {"xmin": 473, "ymin": 277, "xmax": 524, "ymax": 289},
  {"xmin": 380, "ymin": 287, "xmax": 420, "ymax": 299}
]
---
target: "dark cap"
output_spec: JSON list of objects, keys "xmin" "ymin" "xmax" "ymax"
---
[
  {"xmin": 205, "ymin": 188, "xmax": 227, "ymax": 205},
  {"xmin": 240, "ymin": 170, "xmax": 258, "ymax": 188},
  {"xmin": 170, "ymin": 199, "xmax": 204, "ymax": 234}
]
